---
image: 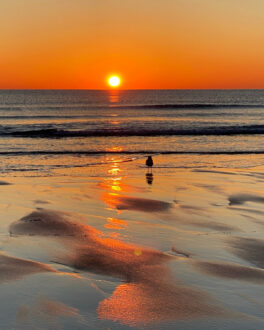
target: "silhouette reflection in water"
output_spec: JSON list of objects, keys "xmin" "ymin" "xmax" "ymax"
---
[{"xmin": 146, "ymin": 172, "xmax": 154, "ymax": 185}]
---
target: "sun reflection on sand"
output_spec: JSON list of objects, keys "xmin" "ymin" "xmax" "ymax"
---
[
  {"xmin": 110, "ymin": 178, "xmax": 122, "ymax": 192},
  {"xmin": 101, "ymin": 161, "xmax": 130, "ymax": 237},
  {"xmin": 108, "ymin": 165, "xmax": 121, "ymax": 176},
  {"xmin": 104, "ymin": 217, "xmax": 127, "ymax": 230},
  {"xmin": 98, "ymin": 177, "xmax": 141, "ymax": 195},
  {"xmin": 99, "ymin": 156, "xmax": 146, "ymax": 198}
]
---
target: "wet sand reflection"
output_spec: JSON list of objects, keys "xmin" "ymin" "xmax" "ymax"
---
[
  {"xmin": 10, "ymin": 209, "xmax": 224, "ymax": 326},
  {"xmin": 97, "ymin": 280, "xmax": 221, "ymax": 326},
  {"xmin": 104, "ymin": 217, "xmax": 127, "ymax": 230},
  {"xmin": 98, "ymin": 178, "xmax": 145, "ymax": 194},
  {"xmin": 146, "ymin": 172, "xmax": 154, "ymax": 185}
]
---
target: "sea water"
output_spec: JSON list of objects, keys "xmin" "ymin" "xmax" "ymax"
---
[{"xmin": 0, "ymin": 89, "xmax": 263, "ymax": 176}]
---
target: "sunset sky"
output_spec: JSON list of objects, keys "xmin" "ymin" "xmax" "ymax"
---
[{"xmin": 0, "ymin": 0, "xmax": 263, "ymax": 89}]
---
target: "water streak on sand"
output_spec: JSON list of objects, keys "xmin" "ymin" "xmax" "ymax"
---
[
  {"xmin": 193, "ymin": 260, "xmax": 264, "ymax": 284},
  {"xmin": 0, "ymin": 254, "xmax": 56, "ymax": 283},
  {"xmin": 228, "ymin": 193, "xmax": 264, "ymax": 206},
  {"xmin": 16, "ymin": 297, "xmax": 81, "ymax": 328}
]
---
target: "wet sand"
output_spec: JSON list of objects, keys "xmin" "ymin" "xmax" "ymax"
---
[{"xmin": 1, "ymin": 160, "xmax": 264, "ymax": 329}]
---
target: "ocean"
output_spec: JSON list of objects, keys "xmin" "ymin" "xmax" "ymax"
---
[{"xmin": 0, "ymin": 89, "xmax": 264, "ymax": 176}]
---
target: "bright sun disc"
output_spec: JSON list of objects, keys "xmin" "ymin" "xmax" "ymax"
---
[{"xmin": 108, "ymin": 76, "xmax": 121, "ymax": 87}]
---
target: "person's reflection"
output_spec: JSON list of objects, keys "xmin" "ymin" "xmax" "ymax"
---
[{"xmin": 146, "ymin": 172, "xmax": 154, "ymax": 185}]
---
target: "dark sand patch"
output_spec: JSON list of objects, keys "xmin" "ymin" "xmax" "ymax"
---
[
  {"xmin": 33, "ymin": 200, "xmax": 51, "ymax": 205},
  {"xmin": 103, "ymin": 193, "xmax": 172, "ymax": 213},
  {"xmin": 9, "ymin": 209, "xmax": 97, "ymax": 238},
  {"xmin": 0, "ymin": 180, "xmax": 11, "ymax": 185},
  {"xmin": 228, "ymin": 237, "xmax": 264, "ymax": 269},
  {"xmin": 10, "ymin": 209, "xmax": 226, "ymax": 326},
  {"xmin": 0, "ymin": 254, "xmax": 56, "ymax": 283},
  {"xmin": 228, "ymin": 194, "xmax": 264, "ymax": 206},
  {"xmin": 193, "ymin": 260, "xmax": 264, "ymax": 284}
]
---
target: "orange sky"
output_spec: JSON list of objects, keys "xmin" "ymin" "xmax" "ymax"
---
[{"xmin": 0, "ymin": 0, "xmax": 263, "ymax": 89}]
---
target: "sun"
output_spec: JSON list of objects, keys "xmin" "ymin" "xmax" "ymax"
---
[{"xmin": 108, "ymin": 75, "xmax": 121, "ymax": 88}]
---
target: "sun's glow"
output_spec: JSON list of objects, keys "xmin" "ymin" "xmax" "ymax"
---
[{"xmin": 108, "ymin": 76, "xmax": 121, "ymax": 88}]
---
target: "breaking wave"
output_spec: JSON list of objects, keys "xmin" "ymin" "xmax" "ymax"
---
[
  {"xmin": 3, "ymin": 124, "xmax": 264, "ymax": 138},
  {"xmin": 0, "ymin": 103, "xmax": 263, "ymax": 112}
]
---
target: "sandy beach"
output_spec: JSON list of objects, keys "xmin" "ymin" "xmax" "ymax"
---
[{"xmin": 0, "ymin": 154, "xmax": 263, "ymax": 329}]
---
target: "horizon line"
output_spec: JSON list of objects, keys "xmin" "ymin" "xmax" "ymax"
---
[{"xmin": 0, "ymin": 88, "xmax": 263, "ymax": 91}]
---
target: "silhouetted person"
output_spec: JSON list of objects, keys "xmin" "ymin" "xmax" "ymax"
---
[
  {"xmin": 146, "ymin": 172, "xmax": 154, "ymax": 185},
  {"xmin": 146, "ymin": 156, "xmax": 153, "ymax": 173}
]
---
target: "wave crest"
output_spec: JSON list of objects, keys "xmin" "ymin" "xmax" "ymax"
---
[{"xmin": 4, "ymin": 124, "xmax": 264, "ymax": 138}]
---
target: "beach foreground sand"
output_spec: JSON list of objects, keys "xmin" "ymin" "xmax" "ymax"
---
[{"xmin": 1, "ymin": 157, "xmax": 264, "ymax": 329}]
